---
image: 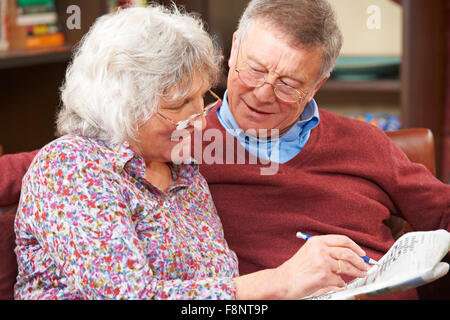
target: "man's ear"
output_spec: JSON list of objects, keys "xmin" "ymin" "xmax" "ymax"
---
[
  {"xmin": 306, "ymin": 73, "xmax": 330, "ymax": 103},
  {"xmin": 228, "ymin": 32, "xmax": 239, "ymax": 69}
]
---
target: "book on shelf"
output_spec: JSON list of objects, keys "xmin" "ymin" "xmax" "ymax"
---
[
  {"xmin": 304, "ymin": 229, "xmax": 450, "ymax": 300},
  {"xmin": 7, "ymin": 0, "xmax": 64, "ymax": 49},
  {"xmin": 16, "ymin": 11, "xmax": 57, "ymax": 26},
  {"xmin": 17, "ymin": 0, "xmax": 53, "ymax": 5},
  {"xmin": 26, "ymin": 31, "xmax": 62, "ymax": 48},
  {"xmin": 0, "ymin": 0, "xmax": 8, "ymax": 50},
  {"xmin": 26, "ymin": 22, "xmax": 58, "ymax": 36},
  {"xmin": 17, "ymin": 0, "xmax": 54, "ymax": 14},
  {"xmin": 345, "ymin": 112, "xmax": 402, "ymax": 131}
]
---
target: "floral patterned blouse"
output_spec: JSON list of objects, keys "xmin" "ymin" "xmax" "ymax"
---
[{"xmin": 14, "ymin": 135, "xmax": 239, "ymax": 300}]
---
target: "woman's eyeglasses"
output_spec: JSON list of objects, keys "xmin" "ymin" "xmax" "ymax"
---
[{"xmin": 157, "ymin": 89, "xmax": 222, "ymax": 130}]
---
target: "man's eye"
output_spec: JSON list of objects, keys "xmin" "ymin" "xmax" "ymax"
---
[
  {"xmin": 250, "ymin": 67, "xmax": 264, "ymax": 73},
  {"xmin": 279, "ymin": 79, "xmax": 298, "ymax": 89},
  {"xmin": 249, "ymin": 68, "xmax": 265, "ymax": 77},
  {"xmin": 279, "ymin": 79, "xmax": 291, "ymax": 87}
]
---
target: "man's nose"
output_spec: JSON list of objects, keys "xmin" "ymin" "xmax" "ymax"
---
[{"xmin": 253, "ymin": 81, "xmax": 277, "ymax": 104}]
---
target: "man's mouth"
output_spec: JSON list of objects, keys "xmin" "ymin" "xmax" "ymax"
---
[{"xmin": 244, "ymin": 101, "xmax": 272, "ymax": 115}]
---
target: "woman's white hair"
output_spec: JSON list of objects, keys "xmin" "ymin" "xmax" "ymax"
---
[{"xmin": 57, "ymin": 4, "xmax": 222, "ymax": 145}]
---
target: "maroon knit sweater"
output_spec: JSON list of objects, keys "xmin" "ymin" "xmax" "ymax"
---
[{"xmin": 199, "ymin": 108, "xmax": 450, "ymax": 299}]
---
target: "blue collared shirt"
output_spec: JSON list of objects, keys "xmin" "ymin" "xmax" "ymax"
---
[{"xmin": 217, "ymin": 91, "xmax": 320, "ymax": 163}]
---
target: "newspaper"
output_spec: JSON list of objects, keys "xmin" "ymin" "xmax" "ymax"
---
[{"xmin": 305, "ymin": 229, "xmax": 450, "ymax": 300}]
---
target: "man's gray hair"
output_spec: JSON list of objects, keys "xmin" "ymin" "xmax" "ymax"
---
[
  {"xmin": 235, "ymin": 0, "xmax": 342, "ymax": 79},
  {"xmin": 57, "ymin": 4, "xmax": 222, "ymax": 145}
]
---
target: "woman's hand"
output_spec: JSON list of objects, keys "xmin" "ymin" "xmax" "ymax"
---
[{"xmin": 235, "ymin": 235, "xmax": 369, "ymax": 299}]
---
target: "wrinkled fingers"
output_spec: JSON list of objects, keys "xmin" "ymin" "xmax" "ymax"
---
[{"xmin": 330, "ymin": 247, "xmax": 369, "ymax": 277}]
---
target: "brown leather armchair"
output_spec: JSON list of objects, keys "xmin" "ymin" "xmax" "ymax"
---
[{"xmin": 386, "ymin": 128, "xmax": 436, "ymax": 176}]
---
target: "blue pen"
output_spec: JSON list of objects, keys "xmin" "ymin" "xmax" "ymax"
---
[{"xmin": 296, "ymin": 232, "xmax": 379, "ymax": 265}]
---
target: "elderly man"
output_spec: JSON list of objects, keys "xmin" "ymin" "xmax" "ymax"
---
[
  {"xmin": 1, "ymin": 0, "xmax": 449, "ymax": 299},
  {"xmin": 196, "ymin": 0, "xmax": 450, "ymax": 299}
]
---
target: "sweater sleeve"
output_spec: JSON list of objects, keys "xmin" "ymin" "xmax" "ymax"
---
[
  {"xmin": 378, "ymin": 130, "xmax": 450, "ymax": 232},
  {"xmin": 0, "ymin": 150, "xmax": 39, "ymax": 206}
]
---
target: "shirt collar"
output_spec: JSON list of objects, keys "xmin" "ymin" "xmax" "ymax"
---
[
  {"xmin": 94, "ymin": 139, "xmax": 139, "ymax": 175},
  {"xmin": 97, "ymin": 139, "xmax": 198, "ymax": 188}
]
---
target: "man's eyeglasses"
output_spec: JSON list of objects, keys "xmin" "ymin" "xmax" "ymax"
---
[
  {"xmin": 235, "ymin": 45, "xmax": 308, "ymax": 104},
  {"xmin": 157, "ymin": 89, "xmax": 222, "ymax": 130}
]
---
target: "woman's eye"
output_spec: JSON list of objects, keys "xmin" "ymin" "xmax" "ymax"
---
[{"xmin": 165, "ymin": 103, "xmax": 184, "ymax": 112}]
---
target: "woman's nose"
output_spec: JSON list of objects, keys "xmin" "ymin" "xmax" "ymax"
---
[
  {"xmin": 199, "ymin": 115, "xmax": 207, "ymax": 130},
  {"xmin": 191, "ymin": 116, "xmax": 206, "ymax": 131}
]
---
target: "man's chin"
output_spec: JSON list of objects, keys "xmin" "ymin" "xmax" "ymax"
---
[{"xmin": 236, "ymin": 122, "xmax": 281, "ymax": 139}]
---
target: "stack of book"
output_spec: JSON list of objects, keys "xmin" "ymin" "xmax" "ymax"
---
[
  {"xmin": 345, "ymin": 112, "xmax": 402, "ymax": 131},
  {"xmin": 0, "ymin": 0, "xmax": 8, "ymax": 50},
  {"xmin": 8, "ymin": 0, "xmax": 64, "ymax": 49}
]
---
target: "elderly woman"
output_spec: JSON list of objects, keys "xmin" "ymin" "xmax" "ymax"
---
[{"xmin": 14, "ymin": 5, "xmax": 367, "ymax": 300}]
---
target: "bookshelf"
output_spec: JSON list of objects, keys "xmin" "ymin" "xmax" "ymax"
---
[
  {"xmin": 0, "ymin": 44, "xmax": 71, "ymax": 69},
  {"xmin": 320, "ymin": 79, "xmax": 401, "ymax": 93},
  {"xmin": 0, "ymin": 0, "xmax": 109, "ymax": 154},
  {"xmin": 0, "ymin": 0, "xmax": 109, "ymax": 67}
]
